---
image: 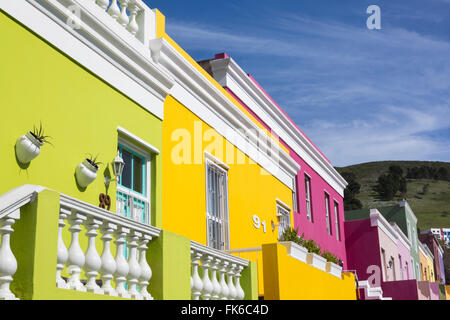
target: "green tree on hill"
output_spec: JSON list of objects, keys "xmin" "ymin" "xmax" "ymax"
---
[
  {"xmin": 341, "ymin": 172, "xmax": 363, "ymax": 210},
  {"xmin": 376, "ymin": 165, "xmax": 407, "ymax": 201}
]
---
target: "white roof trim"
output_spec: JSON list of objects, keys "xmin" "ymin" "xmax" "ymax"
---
[
  {"xmin": 370, "ymin": 209, "xmax": 398, "ymax": 244},
  {"xmin": 390, "ymin": 222, "xmax": 411, "ymax": 250},
  {"xmin": 208, "ymin": 57, "xmax": 348, "ymax": 196}
]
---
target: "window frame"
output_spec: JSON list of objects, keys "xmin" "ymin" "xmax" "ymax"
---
[
  {"xmin": 304, "ymin": 173, "xmax": 313, "ymax": 222},
  {"xmin": 324, "ymin": 192, "xmax": 332, "ymax": 236},
  {"xmin": 276, "ymin": 199, "xmax": 292, "ymax": 240},
  {"xmin": 333, "ymin": 200, "xmax": 341, "ymax": 241},
  {"xmin": 205, "ymin": 153, "xmax": 230, "ymax": 251}
]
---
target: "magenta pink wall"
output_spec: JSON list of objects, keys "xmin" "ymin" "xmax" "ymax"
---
[
  {"xmin": 381, "ymin": 280, "xmax": 419, "ymax": 300},
  {"xmin": 344, "ymin": 219, "xmax": 381, "ymax": 281},
  {"xmin": 225, "ymin": 86, "xmax": 347, "ymax": 267},
  {"xmin": 429, "ymin": 282, "xmax": 440, "ymax": 300}
]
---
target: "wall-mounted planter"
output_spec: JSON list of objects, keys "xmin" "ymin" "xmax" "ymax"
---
[
  {"xmin": 326, "ymin": 261, "xmax": 343, "ymax": 278},
  {"xmin": 15, "ymin": 132, "xmax": 44, "ymax": 164},
  {"xmin": 279, "ymin": 241, "xmax": 308, "ymax": 263},
  {"xmin": 75, "ymin": 159, "xmax": 99, "ymax": 188},
  {"xmin": 306, "ymin": 252, "xmax": 327, "ymax": 271}
]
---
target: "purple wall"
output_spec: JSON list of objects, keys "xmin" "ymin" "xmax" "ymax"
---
[
  {"xmin": 429, "ymin": 282, "xmax": 440, "ymax": 300},
  {"xmin": 345, "ymin": 219, "xmax": 381, "ymax": 282},
  {"xmin": 381, "ymin": 280, "xmax": 419, "ymax": 300}
]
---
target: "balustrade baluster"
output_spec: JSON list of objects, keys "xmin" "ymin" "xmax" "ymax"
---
[
  {"xmin": 66, "ymin": 212, "xmax": 87, "ymax": 292},
  {"xmin": 218, "ymin": 260, "xmax": 230, "ymax": 300},
  {"xmin": 190, "ymin": 250, "xmax": 203, "ymax": 300},
  {"xmin": 0, "ymin": 211, "xmax": 20, "ymax": 300},
  {"xmin": 210, "ymin": 258, "xmax": 222, "ymax": 300},
  {"xmin": 84, "ymin": 217, "xmax": 103, "ymax": 294},
  {"xmin": 117, "ymin": 0, "xmax": 130, "ymax": 27},
  {"xmin": 96, "ymin": 0, "xmax": 110, "ymax": 10},
  {"xmin": 200, "ymin": 255, "xmax": 214, "ymax": 300},
  {"xmin": 56, "ymin": 208, "xmax": 69, "ymax": 289},
  {"xmin": 138, "ymin": 234, "xmax": 153, "ymax": 300},
  {"xmin": 99, "ymin": 222, "xmax": 117, "ymax": 296},
  {"xmin": 107, "ymin": 0, "xmax": 120, "ymax": 19},
  {"xmin": 227, "ymin": 263, "xmax": 237, "ymax": 300},
  {"xmin": 114, "ymin": 226, "xmax": 130, "ymax": 298},
  {"xmin": 126, "ymin": 2, "xmax": 140, "ymax": 36},
  {"xmin": 126, "ymin": 230, "xmax": 142, "ymax": 299},
  {"xmin": 234, "ymin": 265, "xmax": 245, "ymax": 300}
]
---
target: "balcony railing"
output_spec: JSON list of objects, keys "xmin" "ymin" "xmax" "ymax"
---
[
  {"xmin": 57, "ymin": 193, "xmax": 160, "ymax": 299},
  {"xmin": 190, "ymin": 241, "xmax": 249, "ymax": 300}
]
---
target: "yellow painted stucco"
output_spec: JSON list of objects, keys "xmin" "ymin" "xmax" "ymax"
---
[
  {"xmin": 261, "ymin": 243, "xmax": 357, "ymax": 300},
  {"xmin": 0, "ymin": 11, "xmax": 163, "ymax": 226},
  {"xmin": 162, "ymin": 95, "xmax": 293, "ymax": 249}
]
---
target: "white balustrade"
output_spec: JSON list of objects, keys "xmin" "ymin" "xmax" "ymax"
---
[
  {"xmin": 190, "ymin": 241, "xmax": 249, "ymax": 301},
  {"xmin": 0, "ymin": 211, "xmax": 20, "ymax": 300},
  {"xmin": 95, "ymin": 0, "xmax": 147, "ymax": 41},
  {"xmin": 56, "ymin": 208, "xmax": 69, "ymax": 289},
  {"xmin": 57, "ymin": 193, "xmax": 160, "ymax": 300}
]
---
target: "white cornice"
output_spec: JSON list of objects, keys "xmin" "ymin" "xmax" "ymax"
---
[
  {"xmin": 1, "ymin": 0, "xmax": 174, "ymax": 120},
  {"xmin": 370, "ymin": 209, "xmax": 398, "ymax": 244},
  {"xmin": 153, "ymin": 38, "xmax": 300, "ymax": 190},
  {"xmin": 399, "ymin": 200, "xmax": 418, "ymax": 224},
  {"xmin": 391, "ymin": 222, "xmax": 411, "ymax": 250},
  {"xmin": 208, "ymin": 57, "xmax": 348, "ymax": 196},
  {"xmin": 421, "ymin": 243, "xmax": 434, "ymax": 260}
]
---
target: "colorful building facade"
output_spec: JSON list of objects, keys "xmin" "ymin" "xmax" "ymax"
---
[
  {"xmin": 420, "ymin": 230, "xmax": 446, "ymax": 284},
  {"xmin": 0, "ymin": 0, "xmax": 357, "ymax": 301}
]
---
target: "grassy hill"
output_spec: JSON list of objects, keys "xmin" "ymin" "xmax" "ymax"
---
[{"xmin": 336, "ymin": 161, "xmax": 450, "ymax": 230}]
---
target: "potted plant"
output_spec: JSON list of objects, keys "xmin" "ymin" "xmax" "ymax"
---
[
  {"xmin": 279, "ymin": 228, "xmax": 308, "ymax": 263},
  {"xmin": 304, "ymin": 239, "xmax": 327, "ymax": 271},
  {"xmin": 15, "ymin": 122, "xmax": 53, "ymax": 164},
  {"xmin": 322, "ymin": 250, "xmax": 343, "ymax": 278},
  {"xmin": 75, "ymin": 154, "xmax": 103, "ymax": 188}
]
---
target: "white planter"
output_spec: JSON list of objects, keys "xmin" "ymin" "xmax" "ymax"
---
[
  {"xmin": 326, "ymin": 261, "xmax": 343, "ymax": 278},
  {"xmin": 279, "ymin": 241, "xmax": 308, "ymax": 263},
  {"xmin": 75, "ymin": 159, "xmax": 98, "ymax": 188},
  {"xmin": 15, "ymin": 132, "xmax": 43, "ymax": 164},
  {"xmin": 306, "ymin": 253, "xmax": 327, "ymax": 271}
]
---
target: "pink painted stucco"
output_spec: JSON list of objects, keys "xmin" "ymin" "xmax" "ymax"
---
[
  {"xmin": 224, "ymin": 85, "xmax": 347, "ymax": 267},
  {"xmin": 381, "ymin": 280, "xmax": 419, "ymax": 300},
  {"xmin": 377, "ymin": 225, "xmax": 402, "ymax": 282},
  {"xmin": 396, "ymin": 233, "xmax": 414, "ymax": 280}
]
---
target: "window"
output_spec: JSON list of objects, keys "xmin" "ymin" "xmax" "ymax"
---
[
  {"xmin": 334, "ymin": 201, "xmax": 340, "ymax": 240},
  {"xmin": 305, "ymin": 174, "xmax": 312, "ymax": 221},
  {"xmin": 381, "ymin": 248, "xmax": 387, "ymax": 281},
  {"xmin": 405, "ymin": 261, "xmax": 409, "ymax": 279},
  {"xmin": 117, "ymin": 142, "xmax": 150, "ymax": 225},
  {"xmin": 277, "ymin": 205, "xmax": 291, "ymax": 239},
  {"xmin": 292, "ymin": 177, "xmax": 298, "ymax": 213},
  {"xmin": 325, "ymin": 193, "xmax": 332, "ymax": 235},
  {"xmin": 398, "ymin": 255, "xmax": 403, "ymax": 280},
  {"xmin": 206, "ymin": 160, "xmax": 229, "ymax": 251}
]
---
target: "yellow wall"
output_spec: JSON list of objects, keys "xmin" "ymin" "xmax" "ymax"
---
[
  {"xmin": 446, "ymin": 285, "xmax": 450, "ymax": 300},
  {"xmin": 0, "ymin": 11, "xmax": 162, "ymax": 226},
  {"xmin": 262, "ymin": 243, "xmax": 357, "ymax": 300},
  {"xmin": 425, "ymin": 254, "xmax": 435, "ymax": 282},
  {"xmin": 162, "ymin": 96, "xmax": 293, "ymax": 249}
]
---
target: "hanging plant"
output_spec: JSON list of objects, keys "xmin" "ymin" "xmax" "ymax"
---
[
  {"xmin": 75, "ymin": 153, "xmax": 103, "ymax": 188},
  {"xmin": 15, "ymin": 122, "xmax": 53, "ymax": 164}
]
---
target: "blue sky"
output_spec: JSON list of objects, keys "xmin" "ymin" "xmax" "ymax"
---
[{"xmin": 146, "ymin": 0, "xmax": 450, "ymax": 167}]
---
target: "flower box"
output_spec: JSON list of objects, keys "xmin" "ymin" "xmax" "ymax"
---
[
  {"xmin": 326, "ymin": 261, "xmax": 343, "ymax": 278},
  {"xmin": 279, "ymin": 241, "xmax": 308, "ymax": 263},
  {"xmin": 306, "ymin": 252, "xmax": 327, "ymax": 271}
]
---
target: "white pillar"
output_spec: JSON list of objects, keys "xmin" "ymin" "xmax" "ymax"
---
[
  {"xmin": 117, "ymin": 0, "xmax": 130, "ymax": 27},
  {"xmin": 218, "ymin": 260, "xmax": 230, "ymax": 300},
  {"xmin": 96, "ymin": 0, "xmax": 110, "ymax": 10},
  {"xmin": 126, "ymin": 230, "xmax": 142, "ymax": 299},
  {"xmin": 114, "ymin": 226, "xmax": 130, "ymax": 298},
  {"xmin": 83, "ymin": 217, "xmax": 103, "ymax": 294},
  {"xmin": 56, "ymin": 208, "xmax": 69, "ymax": 289},
  {"xmin": 0, "ymin": 211, "xmax": 20, "ymax": 300},
  {"xmin": 66, "ymin": 212, "xmax": 87, "ymax": 292},
  {"xmin": 99, "ymin": 222, "xmax": 117, "ymax": 296},
  {"xmin": 126, "ymin": 2, "xmax": 140, "ymax": 36},
  {"xmin": 227, "ymin": 263, "xmax": 237, "ymax": 300},
  {"xmin": 210, "ymin": 258, "xmax": 222, "ymax": 300},
  {"xmin": 190, "ymin": 250, "xmax": 203, "ymax": 300},
  {"xmin": 200, "ymin": 255, "xmax": 214, "ymax": 300},
  {"xmin": 138, "ymin": 234, "xmax": 153, "ymax": 300},
  {"xmin": 107, "ymin": 0, "xmax": 120, "ymax": 19},
  {"xmin": 234, "ymin": 265, "xmax": 245, "ymax": 300}
]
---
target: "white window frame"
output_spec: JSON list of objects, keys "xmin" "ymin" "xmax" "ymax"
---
[
  {"xmin": 117, "ymin": 135, "xmax": 153, "ymax": 225},
  {"xmin": 305, "ymin": 173, "xmax": 312, "ymax": 222},
  {"xmin": 276, "ymin": 202, "xmax": 291, "ymax": 240},
  {"xmin": 205, "ymin": 153, "xmax": 230, "ymax": 251},
  {"xmin": 334, "ymin": 200, "xmax": 340, "ymax": 241},
  {"xmin": 325, "ymin": 192, "xmax": 331, "ymax": 235},
  {"xmin": 292, "ymin": 177, "xmax": 298, "ymax": 213}
]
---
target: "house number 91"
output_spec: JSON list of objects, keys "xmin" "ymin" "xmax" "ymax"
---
[{"xmin": 253, "ymin": 215, "xmax": 266, "ymax": 233}]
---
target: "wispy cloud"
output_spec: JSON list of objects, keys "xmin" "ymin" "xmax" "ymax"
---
[{"xmin": 165, "ymin": 8, "xmax": 450, "ymax": 166}]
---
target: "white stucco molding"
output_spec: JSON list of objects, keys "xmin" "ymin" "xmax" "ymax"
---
[{"xmin": 370, "ymin": 209, "xmax": 398, "ymax": 244}]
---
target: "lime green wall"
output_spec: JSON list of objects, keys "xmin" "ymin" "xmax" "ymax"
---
[{"xmin": 0, "ymin": 10, "xmax": 162, "ymax": 227}]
